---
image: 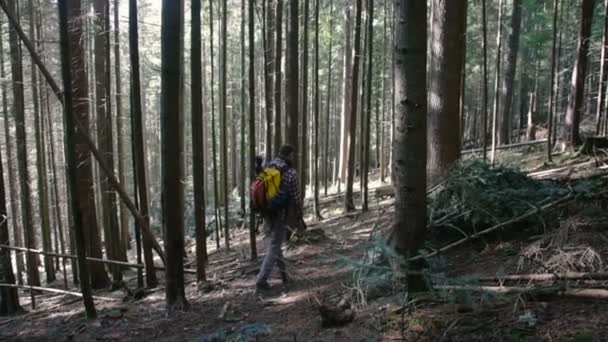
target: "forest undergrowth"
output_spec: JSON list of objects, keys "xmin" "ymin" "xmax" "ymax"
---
[{"xmin": 2, "ymin": 148, "xmax": 608, "ymax": 342}]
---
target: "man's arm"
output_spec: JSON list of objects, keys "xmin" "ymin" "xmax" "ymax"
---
[{"xmin": 285, "ymin": 170, "xmax": 303, "ymax": 219}]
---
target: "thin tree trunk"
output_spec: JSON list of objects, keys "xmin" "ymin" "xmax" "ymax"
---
[
  {"xmin": 300, "ymin": 0, "xmax": 310, "ymax": 199},
  {"xmin": 498, "ymin": 0, "xmax": 522, "ymax": 146},
  {"xmin": 285, "ymin": 0, "xmax": 299, "ymax": 169},
  {"xmin": 392, "ymin": 0, "xmax": 428, "ymax": 292},
  {"xmin": 220, "ymin": 0, "xmax": 230, "ymax": 249},
  {"xmin": 7, "ymin": 0, "xmax": 41, "ymax": 288},
  {"xmin": 481, "ymin": 0, "xmax": 489, "ymax": 161},
  {"xmin": 313, "ymin": 0, "xmax": 321, "ymax": 218},
  {"xmin": 248, "ymin": 0, "xmax": 257, "ymax": 260},
  {"xmin": 58, "ymin": 0, "xmax": 97, "ymax": 318},
  {"xmin": 323, "ymin": 0, "xmax": 334, "ymax": 195},
  {"xmin": 130, "ymin": 0, "xmax": 158, "ymax": 288},
  {"xmin": 338, "ymin": 7, "xmax": 353, "ymax": 193},
  {"xmin": 548, "ymin": 0, "xmax": 560, "ymax": 161},
  {"xmin": 273, "ymin": 0, "xmax": 284, "ymax": 153},
  {"xmin": 263, "ymin": 0, "xmax": 274, "ymax": 160},
  {"xmin": 240, "ymin": 0, "xmax": 246, "ymax": 214},
  {"xmin": 209, "ymin": 0, "xmax": 221, "ymax": 250},
  {"xmin": 490, "ymin": 0, "xmax": 504, "ymax": 166},
  {"xmin": 362, "ymin": 0, "xmax": 374, "ymax": 212},
  {"xmin": 563, "ymin": 0, "xmax": 596, "ymax": 149},
  {"xmin": 596, "ymin": 0, "xmax": 608, "ymax": 135},
  {"xmin": 161, "ymin": 0, "xmax": 188, "ymax": 313},
  {"xmin": 344, "ymin": 0, "xmax": 363, "ymax": 212}
]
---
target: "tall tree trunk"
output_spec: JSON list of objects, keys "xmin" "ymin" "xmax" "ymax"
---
[
  {"xmin": 0, "ymin": 111, "xmax": 20, "ymax": 315},
  {"xmin": 114, "ymin": 0, "xmax": 130, "ymax": 254},
  {"xmin": 427, "ymin": 0, "xmax": 466, "ymax": 183},
  {"xmin": 323, "ymin": 0, "xmax": 334, "ymax": 196},
  {"xmin": 285, "ymin": 0, "xmax": 299, "ymax": 167},
  {"xmin": 7, "ymin": 0, "xmax": 41, "ymax": 288},
  {"xmin": 481, "ymin": 0, "xmax": 489, "ymax": 161},
  {"xmin": 161, "ymin": 0, "xmax": 188, "ymax": 313},
  {"xmin": 361, "ymin": 0, "xmax": 374, "ymax": 212},
  {"xmin": 263, "ymin": 0, "xmax": 274, "ymax": 160},
  {"xmin": 299, "ymin": 0, "xmax": 310, "ymax": 199},
  {"xmin": 596, "ymin": 0, "xmax": 608, "ymax": 135},
  {"xmin": 344, "ymin": 0, "xmax": 363, "ymax": 212},
  {"xmin": 490, "ymin": 0, "xmax": 504, "ymax": 166},
  {"xmin": 313, "ymin": 0, "xmax": 321, "ymax": 217},
  {"xmin": 392, "ymin": 0, "xmax": 428, "ymax": 292},
  {"xmin": 239, "ymin": 0, "xmax": 246, "ymax": 214},
  {"xmin": 498, "ymin": 0, "xmax": 522, "ymax": 146},
  {"xmin": 548, "ymin": 0, "xmax": 560, "ymax": 161},
  {"xmin": 209, "ymin": 0, "xmax": 221, "ymax": 250},
  {"xmin": 563, "ymin": 0, "xmax": 596, "ymax": 149},
  {"xmin": 338, "ymin": 7, "xmax": 353, "ymax": 192},
  {"xmin": 192, "ymin": 0, "xmax": 207, "ymax": 282},
  {"xmin": 0, "ymin": 15, "xmax": 24, "ymax": 286},
  {"xmin": 58, "ymin": 0, "xmax": 97, "ymax": 318},
  {"xmin": 130, "ymin": 0, "xmax": 158, "ymax": 288},
  {"xmin": 248, "ymin": 0, "xmax": 257, "ymax": 260},
  {"xmin": 220, "ymin": 0, "xmax": 230, "ymax": 249},
  {"xmin": 273, "ymin": 0, "xmax": 284, "ymax": 153}
]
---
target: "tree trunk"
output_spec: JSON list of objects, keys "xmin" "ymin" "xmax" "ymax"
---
[
  {"xmin": 392, "ymin": 0, "xmax": 428, "ymax": 292},
  {"xmin": 498, "ymin": 0, "xmax": 522, "ymax": 146},
  {"xmin": 114, "ymin": 0, "xmax": 130, "ymax": 254},
  {"xmin": 58, "ymin": 0, "xmax": 97, "ymax": 319},
  {"xmin": 299, "ymin": 0, "xmax": 310, "ymax": 199},
  {"xmin": 427, "ymin": 0, "xmax": 466, "ymax": 183},
  {"xmin": 563, "ymin": 0, "xmax": 596, "ymax": 149},
  {"xmin": 344, "ymin": 0, "xmax": 363, "ymax": 212},
  {"xmin": 0, "ymin": 112, "xmax": 20, "ymax": 315},
  {"xmin": 490, "ymin": 0, "xmax": 504, "ymax": 166},
  {"xmin": 191, "ymin": 0, "xmax": 207, "ymax": 282},
  {"xmin": 285, "ymin": 0, "xmax": 299, "ymax": 168},
  {"xmin": 220, "ymin": 0, "xmax": 230, "ymax": 249},
  {"xmin": 548, "ymin": 0, "xmax": 560, "ymax": 161},
  {"xmin": 323, "ymin": 0, "xmax": 334, "ymax": 196},
  {"xmin": 7, "ymin": 0, "xmax": 41, "ymax": 288},
  {"xmin": 263, "ymin": 0, "xmax": 274, "ymax": 160},
  {"xmin": 129, "ymin": 0, "xmax": 158, "ymax": 288},
  {"xmin": 248, "ymin": 0, "xmax": 257, "ymax": 260},
  {"xmin": 161, "ymin": 0, "xmax": 188, "ymax": 313},
  {"xmin": 273, "ymin": 0, "xmax": 284, "ymax": 153},
  {"xmin": 481, "ymin": 0, "xmax": 489, "ymax": 161},
  {"xmin": 313, "ymin": 0, "xmax": 321, "ymax": 218},
  {"xmin": 338, "ymin": 7, "xmax": 353, "ymax": 192},
  {"xmin": 209, "ymin": 0, "xmax": 221, "ymax": 250},
  {"xmin": 239, "ymin": 0, "xmax": 246, "ymax": 214},
  {"xmin": 361, "ymin": 0, "xmax": 374, "ymax": 212},
  {"xmin": 596, "ymin": 0, "xmax": 608, "ymax": 135},
  {"xmin": 0, "ymin": 15, "xmax": 24, "ymax": 286}
]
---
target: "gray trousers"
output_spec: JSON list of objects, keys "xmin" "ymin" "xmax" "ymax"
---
[{"xmin": 256, "ymin": 217, "xmax": 286, "ymax": 284}]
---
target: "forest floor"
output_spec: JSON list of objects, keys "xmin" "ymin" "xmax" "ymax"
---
[{"xmin": 2, "ymin": 145, "xmax": 608, "ymax": 342}]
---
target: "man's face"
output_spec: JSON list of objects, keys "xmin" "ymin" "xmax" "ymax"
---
[{"xmin": 284, "ymin": 152, "xmax": 294, "ymax": 165}]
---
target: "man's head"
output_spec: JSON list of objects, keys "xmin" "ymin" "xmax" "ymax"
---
[{"xmin": 278, "ymin": 144, "xmax": 295, "ymax": 166}]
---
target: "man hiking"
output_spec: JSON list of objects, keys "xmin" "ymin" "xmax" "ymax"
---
[{"xmin": 255, "ymin": 144, "xmax": 303, "ymax": 291}]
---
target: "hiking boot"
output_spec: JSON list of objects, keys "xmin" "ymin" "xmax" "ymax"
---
[{"xmin": 256, "ymin": 281, "xmax": 271, "ymax": 292}]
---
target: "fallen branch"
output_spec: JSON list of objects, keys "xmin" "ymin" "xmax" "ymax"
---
[
  {"xmin": 527, "ymin": 160, "xmax": 596, "ymax": 179},
  {"xmin": 0, "ymin": 244, "xmax": 195, "ymax": 274},
  {"xmin": 462, "ymin": 139, "xmax": 548, "ymax": 155},
  {"xmin": 478, "ymin": 272, "xmax": 608, "ymax": 283},
  {"xmin": 435, "ymin": 285, "xmax": 608, "ymax": 300},
  {"xmin": 0, "ymin": 283, "xmax": 119, "ymax": 301},
  {"xmin": 409, "ymin": 194, "xmax": 574, "ymax": 262}
]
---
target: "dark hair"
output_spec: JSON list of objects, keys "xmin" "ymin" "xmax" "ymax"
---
[{"xmin": 278, "ymin": 144, "xmax": 295, "ymax": 158}]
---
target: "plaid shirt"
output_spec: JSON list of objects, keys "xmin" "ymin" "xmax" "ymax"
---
[{"xmin": 265, "ymin": 157, "xmax": 302, "ymax": 222}]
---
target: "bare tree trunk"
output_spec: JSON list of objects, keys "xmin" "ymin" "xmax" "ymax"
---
[
  {"xmin": 7, "ymin": 0, "xmax": 41, "ymax": 288},
  {"xmin": 498, "ymin": 0, "xmax": 522, "ymax": 146},
  {"xmin": 161, "ymin": 0, "xmax": 188, "ymax": 313},
  {"xmin": 313, "ymin": 0, "xmax": 321, "ymax": 218},
  {"xmin": 338, "ymin": 7, "xmax": 353, "ymax": 193},
  {"xmin": 596, "ymin": 0, "xmax": 608, "ymax": 135},
  {"xmin": 209, "ymin": 0, "xmax": 221, "ymax": 250},
  {"xmin": 299, "ymin": 0, "xmax": 310, "ymax": 200},
  {"xmin": 563, "ymin": 0, "xmax": 596, "ymax": 149},
  {"xmin": 273, "ymin": 0, "xmax": 284, "ymax": 153},
  {"xmin": 285, "ymin": 0, "xmax": 299, "ymax": 167},
  {"xmin": 361, "ymin": 0, "xmax": 374, "ymax": 212},
  {"xmin": 263, "ymin": 0, "xmax": 274, "ymax": 160},
  {"xmin": 481, "ymin": 0, "xmax": 489, "ymax": 161},
  {"xmin": 548, "ymin": 0, "xmax": 560, "ymax": 161},
  {"xmin": 58, "ymin": 0, "xmax": 97, "ymax": 318},
  {"xmin": 0, "ymin": 16, "xmax": 24, "ymax": 286},
  {"xmin": 490, "ymin": 0, "xmax": 504, "ymax": 166},
  {"xmin": 130, "ymin": 0, "xmax": 158, "ymax": 288},
  {"xmin": 248, "ymin": 0, "xmax": 257, "ymax": 260},
  {"xmin": 427, "ymin": 0, "xmax": 466, "ymax": 183},
  {"xmin": 220, "ymin": 0, "xmax": 230, "ymax": 249},
  {"xmin": 392, "ymin": 0, "xmax": 428, "ymax": 292},
  {"xmin": 239, "ymin": 0, "xmax": 246, "ymax": 214}
]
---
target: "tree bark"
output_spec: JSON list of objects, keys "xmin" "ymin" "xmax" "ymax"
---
[
  {"xmin": 220, "ymin": 0, "xmax": 230, "ymax": 249},
  {"xmin": 313, "ymin": 0, "xmax": 321, "ymax": 218},
  {"xmin": 563, "ymin": 0, "xmax": 596, "ymax": 149},
  {"xmin": 130, "ymin": 0, "xmax": 158, "ymax": 288},
  {"xmin": 285, "ymin": 0, "xmax": 299, "ymax": 169},
  {"xmin": 248, "ymin": 0, "xmax": 257, "ymax": 260},
  {"xmin": 490, "ymin": 0, "xmax": 504, "ymax": 166},
  {"xmin": 361, "ymin": 0, "xmax": 374, "ymax": 212},
  {"xmin": 0, "ymin": 15, "xmax": 24, "ymax": 286},
  {"xmin": 209, "ymin": 0, "xmax": 221, "ymax": 250},
  {"xmin": 7, "ymin": 0, "xmax": 41, "ymax": 288},
  {"xmin": 392, "ymin": 0, "xmax": 428, "ymax": 292},
  {"xmin": 548, "ymin": 0, "xmax": 560, "ymax": 161},
  {"xmin": 300, "ymin": 0, "xmax": 310, "ymax": 199},
  {"xmin": 427, "ymin": 0, "xmax": 467, "ymax": 183},
  {"xmin": 344, "ymin": 0, "xmax": 363, "ymax": 212},
  {"xmin": 338, "ymin": 7, "xmax": 353, "ymax": 192},
  {"xmin": 596, "ymin": 0, "xmax": 608, "ymax": 135},
  {"xmin": 263, "ymin": 0, "xmax": 274, "ymax": 160},
  {"xmin": 161, "ymin": 0, "xmax": 188, "ymax": 313},
  {"xmin": 481, "ymin": 0, "xmax": 489, "ymax": 161},
  {"xmin": 59, "ymin": 0, "xmax": 97, "ymax": 318},
  {"xmin": 498, "ymin": 0, "xmax": 523, "ymax": 146},
  {"xmin": 273, "ymin": 0, "xmax": 284, "ymax": 153}
]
